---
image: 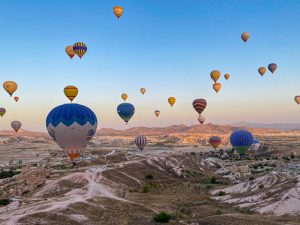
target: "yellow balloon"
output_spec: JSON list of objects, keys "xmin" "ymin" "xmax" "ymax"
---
[
  {"xmin": 210, "ymin": 70, "xmax": 221, "ymax": 82},
  {"xmin": 224, "ymin": 73, "xmax": 230, "ymax": 80},
  {"xmin": 168, "ymin": 97, "xmax": 176, "ymax": 107},
  {"xmin": 64, "ymin": 85, "xmax": 78, "ymax": 102},
  {"xmin": 140, "ymin": 88, "xmax": 146, "ymax": 95},
  {"xmin": 3, "ymin": 81, "xmax": 17, "ymax": 96},
  {"xmin": 213, "ymin": 83, "xmax": 222, "ymax": 93},
  {"xmin": 241, "ymin": 32, "xmax": 250, "ymax": 42},
  {"xmin": 113, "ymin": 6, "xmax": 124, "ymax": 19},
  {"xmin": 121, "ymin": 93, "xmax": 128, "ymax": 101}
]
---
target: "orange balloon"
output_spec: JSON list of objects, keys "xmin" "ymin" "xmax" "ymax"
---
[
  {"xmin": 65, "ymin": 46, "xmax": 75, "ymax": 59},
  {"xmin": 241, "ymin": 32, "xmax": 250, "ymax": 42},
  {"xmin": 224, "ymin": 73, "xmax": 230, "ymax": 80},
  {"xmin": 113, "ymin": 6, "xmax": 124, "ymax": 19},
  {"xmin": 258, "ymin": 67, "xmax": 266, "ymax": 76},
  {"xmin": 213, "ymin": 83, "xmax": 222, "ymax": 93}
]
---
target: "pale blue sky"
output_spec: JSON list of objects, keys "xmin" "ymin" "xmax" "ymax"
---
[{"xmin": 0, "ymin": 0, "xmax": 300, "ymax": 131}]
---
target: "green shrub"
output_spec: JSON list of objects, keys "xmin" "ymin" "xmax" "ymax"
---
[
  {"xmin": 153, "ymin": 211, "xmax": 171, "ymax": 223},
  {"xmin": 0, "ymin": 199, "xmax": 11, "ymax": 206},
  {"xmin": 142, "ymin": 185, "xmax": 150, "ymax": 193},
  {"xmin": 249, "ymin": 177, "xmax": 254, "ymax": 181},
  {"xmin": 258, "ymin": 184, "xmax": 264, "ymax": 189},
  {"xmin": 145, "ymin": 174, "xmax": 154, "ymax": 180},
  {"xmin": 210, "ymin": 176, "xmax": 217, "ymax": 184},
  {"xmin": 218, "ymin": 191, "xmax": 226, "ymax": 196}
]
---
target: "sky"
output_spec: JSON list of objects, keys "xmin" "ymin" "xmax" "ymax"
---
[{"xmin": 0, "ymin": 0, "xmax": 300, "ymax": 132}]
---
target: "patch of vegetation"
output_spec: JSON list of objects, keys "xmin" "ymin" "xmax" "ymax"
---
[
  {"xmin": 258, "ymin": 184, "xmax": 264, "ymax": 189},
  {"xmin": 210, "ymin": 176, "xmax": 217, "ymax": 184},
  {"xmin": 153, "ymin": 211, "xmax": 171, "ymax": 223},
  {"xmin": 145, "ymin": 174, "xmax": 154, "ymax": 180},
  {"xmin": 215, "ymin": 209, "xmax": 222, "ymax": 215},
  {"xmin": 142, "ymin": 185, "xmax": 151, "ymax": 193},
  {"xmin": 205, "ymin": 184, "xmax": 213, "ymax": 189},
  {"xmin": 249, "ymin": 176, "xmax": 255, "ymax": 181},
  {"xmin": 0, "ymin": 199, "xmax": 11, "ymax": 206},
  {"xmin": 0, "ymin": 169, "xmax": 20, "ymax": 179},
  {"xmin": 218, "ymin": 191, "xmax": 226, "ymax": 196}
]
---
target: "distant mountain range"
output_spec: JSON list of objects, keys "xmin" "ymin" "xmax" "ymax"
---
[
  {"xmin": 1, "ymin": 122, "xmax": 300, "ymax": 138},
  {"xmin": 229, "ymin": 122, "xmax": 300, "ymax": 131}
]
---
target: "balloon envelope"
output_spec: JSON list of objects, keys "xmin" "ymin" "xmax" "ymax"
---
[
  {"xmin": 224, "ymin": 73, "xmax": 230, "ymax": 80},
  {"xmin": 117, "ymin": 103, "xmax": 135, "ymax": 124},
  {"xmin": 230, "ymin": 130, "xmax": 253, "ymax": 155},
  {"xmin": 258, "ymin": 67, "xmax": 266, "ymax": 76},
  {"xmin": 140, "ymin": 88, "xmax": 146, "ymax": 95},
  {"xmin": 14, "ymin": 96, "xmax": 19, "ymax": 102},
  {"xmin": 3, "ymin": 81, "xmax": 17, "ymax": 96},
  {"xmin": 64, "ymin": 85, "xmax": 78, "ymax": 102},
  {"xmin": 213, "ymin": 83, "xmax": 222, "ymax": 93},
  {"xmin": 46, "ymin": 103, "xmax": 97, "ymax": 160},
  {"xmin": 11, "ymin": 121, "xmax": 21, "ymax": 132},
  {"xmin": 193, "ymin": 99, "xmax": 207, "ymax": 115},
  {"xmin": 121, "ymin": 93, "xmax": 128, "ymax": 102},
  {"xmin": 209, "ymin": 136, "xmax": 222, "ymax": 149},
  {"xmin": 268, "ymin": 63, "xmax": 277, "ymax": 73},
  {"xmin": 241, "ymin": 32, "xmax": 250, "ymax": 42},
  {"xmin": 73, "ymin": 42, "xmax": 87, "ymax": 59},
  {"xmin": 168, "ymin": 97, "xmax": 176, "ymax": 107},
  {"xmin": 113, "ymin": 6, "xmax": 124, "ymax": 19},
  {"xmin": 295, "ymin": 96, "xmax": 300, "ymax": 105},
  {"xmin": 0, "ymin": 108, "xmax": 6, "ymax": 117},
  {"xmin": 65, "ymin": 46, "xmax": 75, "ymax": 59},
  {"xmin": 135, "ymin": 135, "xmax": 147, "ymax": 150},
  {"xmin": 210, "ymin": 70, "xmax": 221, "ymax": 82},
  {"xmin": 198, "ymin": 115, "xmax": 205, "ymax": 124},
  {"xmin": 154, "ymin": 110, "xmax": 160, "ymax": 117}
]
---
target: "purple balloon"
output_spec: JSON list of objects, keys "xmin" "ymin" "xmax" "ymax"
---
[{"xmin": 268, "ymin": 63, "xmax": 277, "ymax": 73}]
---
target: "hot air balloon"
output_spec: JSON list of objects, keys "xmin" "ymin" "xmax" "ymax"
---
[
  {"xmin": 0, "ymin": 108, "xmax": 6, "ymax": 117},
  {"xmin": 213, "ymin": 83, "xmax": 222, "ymax": 93},
  {"xmin": 251, "ymin": 139, "xmax": 260, "ymax": 151},
  {"xmin": 14, "ymin": 97, "xmax": 19, "ymax": 102},
  {"xmin": 64, "ymin": 85, "xmax": 78, "ymax": 102},
  {"xmin": 46, "ymin": 103, "xmax": 97, "ymax": 161},
  {"xmin": 230, "ymin": 129, "xmax": 253, "ymax": 155},
  {"xmin": 121, "ymin": 93, "xmax": 128, "ymax": 102},
  {"xmin": 258, "ymin": 67, "xmax": 266, "ymax": 76},
  {"xmin": 11, "ymin": 121, "xmax": 21, "ymax": 132},
  {"xmin": 113, "ymin": 6, "xmax": 124, "ymax": 19},
  {"xmin": 210, "ymin": 70, "xmax": 221, "ymax": 82},
  {"xmin": 135, "ymin": 135, "xmax": 147, "ymax": 150},
  {"xmin": 168, "ymin": 97, "xmax": 176, "ymax": 107},
  {"xmin": 241, "ymin": 32, "xmax": 250, "ymax": 42},
  {"xmin": 224, "ymin": 73, "xmax": 230, "ymax": 80},
  {"xmin": 209, "ymin": 136, "xmax": 222, "ymax": 149},
  {"xmin": 193, "ymin": 99, "xmax": 207, "ymax": 115},
  {"xmin": 73, "ymin": 42, "xmax": 87, "ymax": 59},
  {"xmin": 65, "ymin": 46, "xmax": 75, "ymax": 59},
  {"xmin": 295, "ymin": 96, "xmax": 300, "ymax": 105},
  {"xmin": 198, "ymin": 115, "xmax": 205, "ymax": 124},
  {"xmin": 140, "ymin": 88, "xmax": 146, "ymax": 95},
  {"xmin": 268, "ymin": 63, "xmax": 277, "ymax": 74},
  {"xmin": 117, "ymin": 103, "xmax": 135, "ymax": 124},
  {"xmin": 154, "ymin": 110, "xmax": 160, "ymax": 117},
  {"xmin": 3, "ymin": 81, "xmax": 17, "ymax": 97}
]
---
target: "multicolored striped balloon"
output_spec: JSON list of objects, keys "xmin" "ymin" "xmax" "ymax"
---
[
  {"xmin": 73, "ymin": 42, "xmax": 87, "ymax": 59},
  {"xmin": 192, "ymin": 99, "xmax": 207, "ymax": 115},
  {"xmin": 135, "ymin": 135, "xmax": 147, "ymax": 150},
  {"xmin": 209, "ymin": 136, "xmax": 222, "ymax": 149}
]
